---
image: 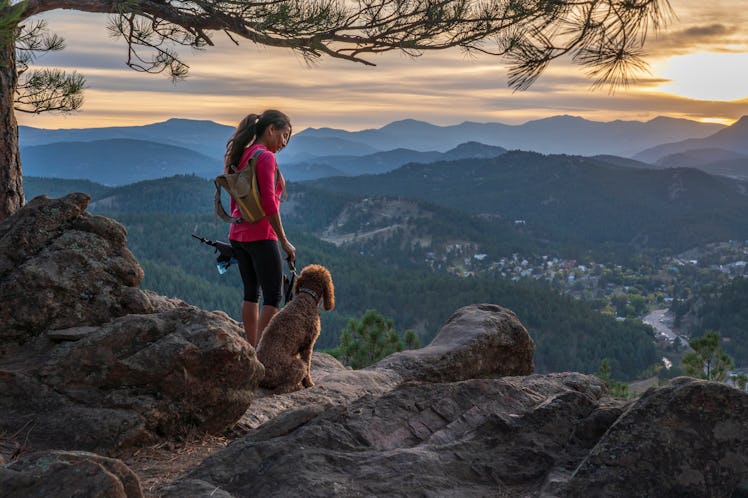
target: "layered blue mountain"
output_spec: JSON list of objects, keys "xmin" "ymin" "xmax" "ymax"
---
[
  {"xmin": 284, "ymin": 142, "xmax": 508, "ymax": 180},
  {"xmin": 19, "ymin": 116, "xmax": 745, "ymax": 185},
  {"xmin": 21, "ymin": 139, "xmax": 219, "ymax": 186},
  {"xmin": 20, "ymin": 118, "xmax": 233, "ymax": 158},
  {"xmin": 655, "ymin": 149, "xmax": 748, "ymax": 181},
  {"xmin": 298, "ymin": 115, "xmax": 723, "ymax": 156},
  {"xmin": 633, "ymin": 116, "xmax": 748, "ymax": 163}
]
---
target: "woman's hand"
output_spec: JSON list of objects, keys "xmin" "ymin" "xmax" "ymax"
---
[{"xmin": 281, "ymin": 239, "xmax": 296, "ymax": 263}]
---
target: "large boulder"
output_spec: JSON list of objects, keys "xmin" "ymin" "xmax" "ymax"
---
[
  {"xmin": 0, "ymin": 450, "xmax": 143, "ymax": 498},
  {"xmin": 237, "ymin": 304, "xmax": 535, "ymax": 431},
  {"xmin": 0, "ymin": 193, "xmax": 172, "ymax": 341},
  {"xmin": 373, "ymin": 303, "xmax": 535, "ymax": 381},
  {"xmin": 563, "ymin": 376, "xmax": 748, "ymax": 497},
  {"xmin": 164, "ymin": 373, "xmax": 612, "ymax": 497},
  {"xmin": 0, "ymin": 195, "xmax": 264, "ymax": 451},
  {"xmin": 0, "ymin": 305, "xmax": 263, "ymax": 452}
]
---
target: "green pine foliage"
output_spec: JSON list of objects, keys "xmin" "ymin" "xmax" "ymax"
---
[
  {"xmin": 596, "ymin": 358, "xmax": 631, "ymax": 399},
  {"xmin": 331, "ymin": 309, "xmax": 420, "ymax": 369},
  {"xmin": 693, "ymin": 278, "xmax": 748, "ymax": 366},
  {"xmin": 681, "ymin": 331, "xmax": 735, "ymax": 382}
]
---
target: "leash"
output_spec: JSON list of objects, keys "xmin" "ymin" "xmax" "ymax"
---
[{"xmin": 283, "ymin": 258, "xmax": 297, "ymax": 305}]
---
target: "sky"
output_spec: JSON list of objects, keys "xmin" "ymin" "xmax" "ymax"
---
[{"xmin": 14, "ymin": 1, "xmax": 748, "ymax": 132}]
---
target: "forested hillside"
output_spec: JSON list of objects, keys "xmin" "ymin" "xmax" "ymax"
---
[
  {"xmin": 24, "ymin": 175, "xmax": 660, "ymax": 380},
  {"xmin": 308, "ymin": 151, "xmax": 748, "ymax": 258},
  {"xmin": 680, "ymin": 277, "xmax": 748, "ymax": 365}
]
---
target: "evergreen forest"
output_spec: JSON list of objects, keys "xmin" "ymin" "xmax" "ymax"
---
[{"xmin": 28, "ymin": 169, "xmax": 744, "ymax": 382}]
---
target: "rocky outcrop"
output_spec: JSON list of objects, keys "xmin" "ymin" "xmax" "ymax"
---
[
  {"xmin": 237, "ymin": 303, "xmax": 534, "ymax": 431},
  {"xmin": 0, "ymin": 193, "xmax": 171, "ymax": 341},
  {"xmin": 0, "ymin": 450, "xmax": 143, "ymax": 498},
  {"xmin": 162, "ymin": 306, "xmax": 748, "ymax": 497},
  {"xmin": 563, "ymin": 376, "xmax": 748, "ymax": 497},
  {"xmin": 373, "ymin": 303, "xmax": 535, "ymax": 381},
  {"xmin": 163, "ymin": 304, "xmax": 590, "ymax": 497},
  {"xmin": 0, "ymin": 306, "xmax": 263, "ymax": 452},
  {"xmin": 165, "ymin": 372, "xmax": 612, "ymax": 497},
  {"xmin": 0, "ymin": 195, "xmax": 264, "ymax": 452},
  {"xmin": 3, "ymin": 196, "xmax": 747, "ymax": 497}
]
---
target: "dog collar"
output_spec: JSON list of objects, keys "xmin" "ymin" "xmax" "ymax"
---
[{"xmin": 297, "ymin": 287, "xmax": 320, "ymax": 302}]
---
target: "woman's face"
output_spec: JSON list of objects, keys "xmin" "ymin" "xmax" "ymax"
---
[{"xmin": 266, "ymin": 124, "xmax": 292, "ymax": 153}]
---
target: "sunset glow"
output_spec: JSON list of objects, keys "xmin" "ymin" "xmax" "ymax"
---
[
  {"xmin": 15, "ymin": 3, "xmax": 748, "ymax": 131},
  {"xmin": 657, "ymin": 52, "xmax": 748, "ymax": 102}
]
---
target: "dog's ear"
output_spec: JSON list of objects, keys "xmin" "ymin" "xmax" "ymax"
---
[{"xmin": 322, "ymin": 267, "xmax": 335, "ymax": 311}]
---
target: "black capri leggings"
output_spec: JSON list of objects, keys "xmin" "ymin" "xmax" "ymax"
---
[{"xmin": 230, "ymin": 239, "xmax": 283, "ymax": 308}]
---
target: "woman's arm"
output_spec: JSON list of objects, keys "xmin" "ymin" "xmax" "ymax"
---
[{"xmin": 267, "ymin": 212, "xmax": 295, "ymax": 262}]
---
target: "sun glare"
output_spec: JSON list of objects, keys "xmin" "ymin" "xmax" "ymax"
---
[{"xmin": 658, "ymin": 52, "xmax": 748, "ymax": 102}]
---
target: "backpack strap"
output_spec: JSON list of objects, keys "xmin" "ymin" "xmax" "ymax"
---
[
  {"xmin": 214, "ymin": 177, "xmax": 241, "ymax": 223},
  {"xmin": 214, "ymin": 149, "xmax": 266, "ymax": 224}
]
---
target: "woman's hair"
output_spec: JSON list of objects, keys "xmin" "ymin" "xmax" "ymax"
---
[{"xmin": 224, "ymin": 109, "xmax": 292, "ymax": 170}]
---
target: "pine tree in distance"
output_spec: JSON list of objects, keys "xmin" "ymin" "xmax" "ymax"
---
[
  {"xmin": 334, "ymin": 309, "xmax": 419, "ymax": 369},
  {"xmin": 681, "ymin": 331, "xmax": 735, "ymax": 383}
]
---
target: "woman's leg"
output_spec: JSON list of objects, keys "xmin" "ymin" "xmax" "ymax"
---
[
  {"xmin": 253, "ymin": 240, "xmax": 284, "ymax": 343},
  {"xmin": 242, "ymin": 300, "xmax": 260, "ymax": 346},
  {"xmin": 257, "ymin": 304, "xmax": 279, "ymax": 345},
  {"xmin": 233, "ymin": 239, "xmax": 283, "ymax": 345},
  {"xmin": 231, "ymin": 240, "xmax": 261, "ymax": 345}
]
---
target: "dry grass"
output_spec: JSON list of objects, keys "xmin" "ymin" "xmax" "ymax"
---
[
  {"xmin": 115, "ymin": 433, "xmax": 231, "ymax": 497},
  {"xmin": 1, "ymin": 428, "xmax": 232, "ymax": 497}
]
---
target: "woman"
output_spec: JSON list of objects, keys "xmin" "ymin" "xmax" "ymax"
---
[{"xmin": 224, "ymin": 110, "xmax": 296, "ymax": 347}]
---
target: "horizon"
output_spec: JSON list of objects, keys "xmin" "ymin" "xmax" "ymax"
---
[
  {"xmin": 13, "ymin": 2, "xmax": 748, "ymax": 131},
  {"xmin": 18, "ymin": 112, "xmax": 741, "ymax": 134}
]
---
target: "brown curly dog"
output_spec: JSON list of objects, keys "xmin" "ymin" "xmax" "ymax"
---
[{"xmin": 256, "ymin": 264, "xmax": 335, "ymax": 393}]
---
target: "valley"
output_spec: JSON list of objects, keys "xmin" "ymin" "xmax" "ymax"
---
[{"xmin": 19, "ymin": 115, "xmax": 748, "ymax": 384}]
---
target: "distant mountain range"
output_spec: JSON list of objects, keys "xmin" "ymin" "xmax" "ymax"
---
[
  {"xmin": 19, "ymin": 118, "xmax": 232, "ymax": 159},
  {"xmin": 293, "ymin": 116, "xmax": 724, "ymax": 158},
  {"xmin": 630, "ymin": 116, "xmax": 748, "ymax": 180},
  {"xmin": 21, "ymin": 139, "xmax": 220, "ymax": 185},
  {"xmin": 634, "ymin": 116, "xmax": 748, "ymax": 162},
  {"xmin": 25, "ymin": 144, "xmax": 748, "ymax": 257},
  {"xmin": 18, "ymin": 114, "xmax": 748, "ymax": 185},
  {"xmin": 284, "ymin": 142, "xmax": 508, "ymax": 180}
]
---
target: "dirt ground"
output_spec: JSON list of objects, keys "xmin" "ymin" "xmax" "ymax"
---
[
  {"xmin": 0, "ymin": 430, "xmax": 230, "ymax": 497},
  {"xmin": 115, "ymin": 434, "xmax": 231, "ymax": 496},
  {"xmin": 0, "ymin": 368, "xmax": 338, "ymax": 496}
]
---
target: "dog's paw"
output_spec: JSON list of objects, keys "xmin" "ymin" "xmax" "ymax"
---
[
  {"xmin": 274, "ymin": 383, "xmax": 303, "ymax": 394},
  {"xmin": 302, "ymin": 377, "xmax": 315, "ymax": 388}
]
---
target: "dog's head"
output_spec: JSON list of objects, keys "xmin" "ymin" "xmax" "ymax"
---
[{"xmin": 294, "ymin": 264, "xmax": 335, "ymax": 311}]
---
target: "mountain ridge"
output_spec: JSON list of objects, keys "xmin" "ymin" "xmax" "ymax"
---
[
  {"xmin": 20, "ymin": 114, "xmax": 726, "ymax": 161},
  {"xmin": 633, "ymin": 116, "xmax": 748, "ymax": 163},
  {"xmin": 21, "ymin": 138, "xmax": 219, "ymax": 186}
]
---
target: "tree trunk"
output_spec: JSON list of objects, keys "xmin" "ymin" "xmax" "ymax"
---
[{"xmin": 0, "ymin": 27, "xmax": 24, "ymax": 222}]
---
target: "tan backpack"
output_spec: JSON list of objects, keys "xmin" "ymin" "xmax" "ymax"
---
[{"xmin": 214, "ymin": 149, "xmax": 280, "ymax": 224}]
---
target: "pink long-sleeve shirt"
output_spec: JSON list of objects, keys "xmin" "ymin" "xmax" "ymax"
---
[{"xmin": 228, "ymin": 144, "xmax": 284, "ymax": 242}]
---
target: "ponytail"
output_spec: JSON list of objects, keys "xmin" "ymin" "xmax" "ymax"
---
[{"xmin": 224, "ymin": 110, "xmax": 292, "ymax": 173}]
